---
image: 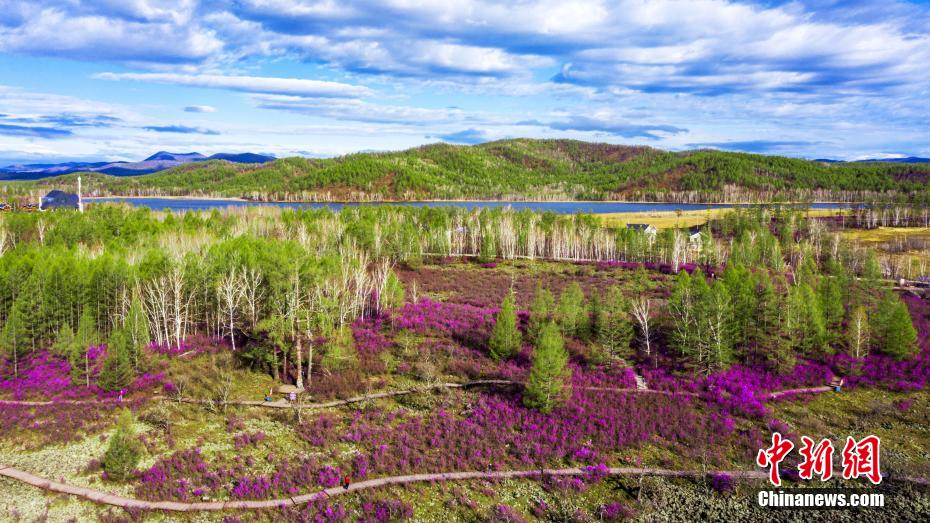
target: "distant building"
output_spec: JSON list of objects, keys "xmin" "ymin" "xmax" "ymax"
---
[
  {"xmin": 627, "ymin": 223, "xmax": 657, "ymax": 238},
  {"xmin": 40, "ymin": 190, "xmax": 80, "ymax": 210},
  {"xmin": 688, "ymin": 226, "xmax": 703, "ymax": 248}
]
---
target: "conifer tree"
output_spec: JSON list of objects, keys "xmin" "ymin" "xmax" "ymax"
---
[
  {"xmin": 322, "ymin": 324, "xmax": 358, "ymax": 371},
  {"xmin": 71, "ymin": 307, "xmax": 99, "ymax": 387},
  {"xmin": 819, "ymin": 276, "xmax": 844, "ymax": 346},
  {"xmin": 0, "ymin": 305, "xmax": 29, "ymax": 378},
  {"xmin": 527, "ymin": 284, "xmax": 554, "ymax": 342},
  {"xmin": 556, "ymin": 282, "xmax": 586, "ymax": 337},
  {"xmin": 873, "ymin": 295, "xmax": 917, "ymax": 360},
  {"xmin": 99, "ymin": 328, "xmax": 134, "ymax": 392},
  {"xmin": 489, "ymin": 290, "xmax": 521, "ymax": 360},
  {"xmin": 597, "ymin": 286, "xmax": 633, "ymax": 360},
  {"xmin": 524, "ymin": 322, "xmax": 571, "ymax": 413},
  {"xmin": 102, "ymin": 409, "xmax": 142, "ymax": 482},
  {"xmin": 52, "ymin": 323, "xmax": 75, "ymax": 357}
]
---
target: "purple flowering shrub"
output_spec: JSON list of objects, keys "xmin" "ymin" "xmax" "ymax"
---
[
  {"xmin": 359, "ymin": 498, "xmax": 414, "ymax": 523},
  {"xmin": 134, "ymin": 387, "xmax": 739, "ymax": 502},
  {"xmin": 0, "ymin": 400, "xmax": 128, "ymax": 446},
  {"xmin": 709, "ymin": 472, "xmax": 734, "ymax": 493},
  {"xmin": 146, "ymin": 334, "xmax": 230, "ymax": 357},
  {"xmin": 596, "ymin": 501, "xmax": 635, "ymax": 521},
  {"xmin": 0, "ymin": 349, "xmax": 167, "ymax": 401},
  {"xmin": 395, "ymin": 298, "xmax": 497, "ymax": 350}
]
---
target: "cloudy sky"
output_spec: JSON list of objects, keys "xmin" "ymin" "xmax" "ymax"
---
[{"xmin": 1, "ymin": 0, "xmax": 930, "ymax": 164}]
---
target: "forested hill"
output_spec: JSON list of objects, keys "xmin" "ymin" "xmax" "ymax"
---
[{"xmin": 13, "ymin": 139, "xmax": 930, "ymax": 202}]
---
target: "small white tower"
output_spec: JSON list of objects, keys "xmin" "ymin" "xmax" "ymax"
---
[{"xmin": 78, "ymin": 176, "xmax": 84, "ymax": 213}]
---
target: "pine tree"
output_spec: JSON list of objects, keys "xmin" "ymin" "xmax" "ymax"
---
[
  {"xmin": 556, "ymin": 282, "xmax": 586, "ymax": 337},
  {"xmin": 523, "ymin": 322, "xmax": 571, "ymax": 413},
  {"xmin": 874, "ymin": 295, "xmax": 917, "ymax": 360},
  {"xmin": 787, "ymin": 283, "xmax": 827, "ymax": 356},
  {"xmin": 99, "ymin": 328, "xmax": 134, "ymax": 392},
  {"xmin": 101, "ymin": 409, "xmax": 142, "ymax": 482},
  {"xmin": 71, "ymin": 308, "xmax": 99, "ymax": 387},
  {"xmin": 721, "ymin": 263, "xmax": 754, "ymax": 349},
  {"xmin": 0, "ymin": 305, "xmax": 29, "ymax": 379},
  {"xmin": 597, "ymin": 286, "xmax": 633, "ymax": 360},
  {"xmin": 819, "ymin": 276, "xmax": 844, "ymax": 346},
  {"xmin": 527, "ymin": 284, "xmax": 554, "ymax": 342},
  {"xmin": 322, "ymin": 324, "xmax": 358, "ymax": 371},
  {"xmin": 52, "ymin": 323, "xmax": 75, "ymax": 357},
  {"xmin": 489, "ymin": 290, "xmax": 521, "ymax": 360}
]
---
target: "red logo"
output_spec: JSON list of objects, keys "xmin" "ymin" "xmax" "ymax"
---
[
  {"xmin": 756, "ymin": 432, "xmax": 794, "ymax": 487},
  {"xmin": 758, "ymin": 434, "xmax": 882, "ymax": 486},
  {"xmin": 841, "ymin": 435, "xmax": 882, "ymax": 484},
  {"xmin": 798, "ymin": 436, "xmax": 834, "ymax": 481}
]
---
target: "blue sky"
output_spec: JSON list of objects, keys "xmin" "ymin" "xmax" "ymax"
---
[{"xmin": 1, "ymin": 0, "xmax": 929, "ymax": 164}]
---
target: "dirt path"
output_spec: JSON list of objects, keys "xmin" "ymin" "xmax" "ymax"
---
[
  {"xmin": 0, "ymin": 383, "xmax": 832, "ymax": 409},
  {"xmin": 0, "ymin": 464, "xmax": 767, "ymax": 512}
]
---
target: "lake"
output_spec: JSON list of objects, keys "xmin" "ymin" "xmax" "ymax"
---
[{"xmin": 87, "ymin": 198, "xmax": 855, "ymax": 214}]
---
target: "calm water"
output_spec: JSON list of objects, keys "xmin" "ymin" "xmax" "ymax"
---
[{"xmin": 88, "ymin": 198, "xmax": 854, "ymax": 214}]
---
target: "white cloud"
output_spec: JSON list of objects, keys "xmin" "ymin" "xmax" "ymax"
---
[
  {"xmin": 0, "ymin": 5, "xmax": 221, "ymax": 64},
  {"xmin": 95, "ymin": 72, "xmax": 373, "ymax": 98},
  {"xmin": 184, "ymin": 105, "xmax": 217, "ymax": 113},
  {"xmin": 251, "ymin": 94, "xmax": 464, "ymax": 124}
]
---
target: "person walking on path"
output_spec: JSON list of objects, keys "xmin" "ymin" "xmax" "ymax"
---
[{"xmin": 342, "ymin": 475, "xmax": 351, "ymax": 490}]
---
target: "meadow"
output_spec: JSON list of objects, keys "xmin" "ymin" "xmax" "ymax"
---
[{"xmin": 0, "ymin": 204, "xmax": 928, "ymax": 521}]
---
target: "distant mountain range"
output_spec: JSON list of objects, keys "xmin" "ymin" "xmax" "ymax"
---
[
  {"xmin": 815, "ymin": 156, "xmax": 930, "ymax": 164},
  {"xmin": 0, "ymin": 151, "xmax": 275, "ymax": 180}
]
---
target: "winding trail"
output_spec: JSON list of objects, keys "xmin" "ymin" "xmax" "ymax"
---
[
  {"xmin": 0, "ymin": 382, "xmax": 833, "ymax": 409},
  {"xmin": 0, "ymin": 465, "xmax": 768, "ymax": 512}
]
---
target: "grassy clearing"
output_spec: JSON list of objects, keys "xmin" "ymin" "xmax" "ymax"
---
[
  {"xmin": 599, "ymin": 208, "xmax": 841, "ymax": 229},
  {"xmin": 841, "ymin": 227, "xmax": 930, "ymax": 244},
  {"xmin": 773, "ymin": 388, "xmax": 930, "ymax": 476}
]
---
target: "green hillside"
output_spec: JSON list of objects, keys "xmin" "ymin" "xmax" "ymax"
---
[{"xmin": 10, "ymin": 139, "xmax": 930, "ymax": 202}]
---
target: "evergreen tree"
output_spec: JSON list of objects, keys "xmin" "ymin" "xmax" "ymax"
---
[
  {"xmin": 873, "ymin": 294, "xmax": 917, "ymax": 360},
  {"xmin": 0, "ymin": 305, "xmax": 29, "ymax": 378},
  {"xmin": 597, "ymin": 286, "xmax": 633, "ymax": 360},
  {"xmin": 586, "ymin": 289, "xmax": 602, "ymax": 342},
  {"xmin": 381, "ymin": 271, "xmax": 406, "ymax": 312},
  {"xmin": 71, "ymin": 307, "xmax": 99, "ymax": 387},
  {"xmin": 556, "ymin": 282, "xmax": 586, "ymax": 337},
  {"xmin": 101, "ymin": 409, "xmax": 142, "ymax": 482},
  {"xmin": 721, "ymin": 263, "xmax": 754, "ymax": 349},
  {"xmin": 523, "ymin": 322, "xmax": 571, "ymax": 413},
  {"xmin": 99, "ymin": 328, "xmax": 134, "ymax": 392},
  {"xmin": 527, "ymin": 284, "xmax": 554, "ymax": 342},
  {"xmin": 787, "ymin": 283, "xmax": 827, "ymax": 356},
  {"xmin": 819, "ymin": 276, "xmax": 845, "ymax": 346},
  {"xmin": 322, "ymin": 324, "xmax": 358, "ymax": 371},
  {"xmin": 52, "ymin": 323, "xmax": 75, "ymax": 357},
  {"xmin": 750, "ymin": 271, "xmax": 794, "ymax": 371},
  {"xmin": 489, "ymin": 290, "xmax": 521, "ymax": 360}
]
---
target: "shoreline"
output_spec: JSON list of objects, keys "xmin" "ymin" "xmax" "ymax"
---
[{"xmin": 86, "ymin": 195, "xmax": 864, "ymax": 206}]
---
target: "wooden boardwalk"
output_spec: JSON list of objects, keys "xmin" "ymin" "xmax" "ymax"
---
[
  {"xmin": 0, "ymin": 382, "xmax": 832, "ymax": 409},
  {"xmin": 0, "ymin": 464, "xmax": 767, "ymax": 512}
]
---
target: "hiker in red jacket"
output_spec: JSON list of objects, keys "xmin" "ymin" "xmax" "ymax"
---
[{"xmin": 342, "ymin": 475, "xmax": 351, "ymax": 490}]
